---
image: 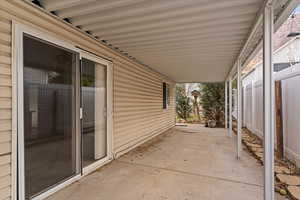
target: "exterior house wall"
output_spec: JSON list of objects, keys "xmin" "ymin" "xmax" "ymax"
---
[
  {"xmin": 0, "ymin": 1, "xmax": 175, "ymax": 199},
  {"xmin": 274, "ymin": 38, "xmax": 300, "ymax": 64}
]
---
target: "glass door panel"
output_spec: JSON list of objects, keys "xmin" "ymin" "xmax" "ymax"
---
[
  {"xmin": 23, "ymin": 34, "xmax": 77, "ymax": 199},
  {"xmin": 81, "ymin": 58, "xmax": 107, "ymax": 168}
]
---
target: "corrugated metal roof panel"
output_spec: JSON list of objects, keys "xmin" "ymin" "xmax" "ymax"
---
[{"xmin": 33, "ymin": 0, "xmax": 267, "ymax": 82}]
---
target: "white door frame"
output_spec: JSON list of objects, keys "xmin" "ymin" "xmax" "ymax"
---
[
  {"xmin": 79, "ymin": 51, "xmax": 114, "ymax": 176},
  {"xmin": 13, "ymin": 22, "xmax": 113, "ymax": 200}
]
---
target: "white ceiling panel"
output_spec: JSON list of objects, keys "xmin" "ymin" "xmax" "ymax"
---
[{"xmin": 32, "ymin": 0, "xmax": 267, "ymax": 82}]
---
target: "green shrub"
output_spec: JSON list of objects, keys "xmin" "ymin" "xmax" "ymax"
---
[{"xmin": 199, "ymin": 83, "xmax": 225, "ymax": 127}]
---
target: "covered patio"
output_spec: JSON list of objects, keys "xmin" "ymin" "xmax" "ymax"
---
[
  {"xmin": 1, "ymin": 0, "xmax": 299, "ymax": 199},
  {"xmin": 47, "ymin": 125, "xmax": 285, "ymax": 200}
]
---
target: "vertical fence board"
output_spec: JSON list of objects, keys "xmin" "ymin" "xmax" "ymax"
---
[{"xmin": 275, "ymin": 81, "xmax": 283, "ymax": 159}]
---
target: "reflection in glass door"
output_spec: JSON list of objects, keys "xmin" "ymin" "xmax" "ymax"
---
[
  {"xmin": 23, "ymin": 34, "xmax": 78, "ymax": 199},
  {"xmin": 81, "ymin": 58, "xmax": 107, "ymax": 168}
]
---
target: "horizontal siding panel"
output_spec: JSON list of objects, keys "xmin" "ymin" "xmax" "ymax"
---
[
  {"xmin": 0, "ymin": 44, "xmax": 10, "ymax": 55},
  {"xmin": 114, "ymin": 106, "xmax": 165, "ymax": 113},
  {"xmin": 0, "ymin": 120, "xmax": 11, "ymax": 132},
  {"xmin": 114, "ymin": 121, "xmax": 174, "ymax": 147},
  {"xmin": 115, "ymin": 89, "xmax": 161, "ymax": 96},
  {"xmin": 0, "ymin": 99, "xmax": 11, "ymax": 109},
  {"xmin": 114, "ymin": 104, "xmax": 162, "ymax": 110},
  {"xmin": 114, "ymin": 122, "xmax": 174, "ymax": 144},
  {"xmin": 115, "ymin": 108, "xmax": 174, "ymax": 114},
  {"xmin": 0, "ymin": 75, "xmax": 11, "ymax": 87},
  {"xmin": 116, "ymin": 64, "xmax": 162, "ymax": 81},
  {"xmin": 115, "ymin": 110, "xmax": 174, "ymax": 126},
  {"xmin": 114, "ymin": 114, "xmax": 174, "ymax": 136},
  {"xmin": 114, "ymin": 124, "xmax": 173, "ymax": 148},
  {"xmin": 114, "ymin": 89, "xmax": 161, "ymax": 99},
  {"xmin": 0, "ymin": 142, "xmax": 10, "ymax": 155},
  {"xmin": 0, "ymin": 176, "xmax": 10, "ymax": 190},
  {"xmin": 115, "ymin": 67, "xmax": 161, "ymax": 86},
  {"xmin": 114, "ymin": 104, "xmax": 161, "ymax": 110},
  {"xmin": 115, "ymin": 72, "xmax": 161, "ymax": 89},
  {"xmin": 0, "ymin": 186, "xmax": 10, "ymax": 199},
  {"xmin": 0, "ymin": 21, "xmax": 11, "ymax": 33},
  {"xmin": 0, "ymin": 56, "xmax": 10, "ymax": 65},
  {"xmin": 116, "ymin": 62, "xmax": 161, "ymax": 82},
  {"xmin": 114, "ymin": 113, "xmax": 168, "ymax": 126},
  {"xmin": 116, "ymin": 74, "xmax": 162, "ymax": 89},
  {"xmin": 0, "ymin": 164, "xmax": 10, "ymax": 178},
  {"xmin": 114, "ymin": 84, "xmax": 161, "ymax": 97},
  {"xmin": 0, "ymin": 66, "xmax": 10, "ymax": 76},
  {"xmin": 114, "ymin": 82, "xmax": 161, "ymax": 95},
  {"xmin": 0, "ymin": 155, "xmax": 10, "ymax": 166},
  {"xmin": 114, "ymin": 117, "xmax": 174, "ymax": 136},
  {"xmin": 114, "ymin": 110, "xmax": 175, "ymax": 119},
  {"xmin": 0, "ymin": 33, "xmax": 10, "ymax": 43},
  {"xmin": 0, "ymin": 88, "xmax": 11, "ymax": 98},
  {"xmin": 114, "ymin": 123, "xmax": 174, "ymax": 151},
  {"xmin": 115, "ymin": 98, "xmax": 161, "ymax": 103},
  {"xmin": 114, "ymin": 76, "xmax": 161, "ymax": 87},
  {"xmin": 0, "ymin": 133, "xmax": 10, "ymax": 144},
  {"xmin": 114, "ymin": 93, "xmax": 161, "ymax": 100},
  {"xmin": 116, "ymin": 63, "xmax": 161, "ymax": 82},
  {"xmin": 0, "ymin": 110, "xmax": 11, "ymax": 120},
  {"xmin": 114, "ymin": 106, "xmax": 170, "ymax": 115}
]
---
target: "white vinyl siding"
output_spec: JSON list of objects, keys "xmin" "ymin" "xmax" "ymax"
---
[{"xmin": 0, "ymin": 11, "xmax": 12, "ymax": 200}]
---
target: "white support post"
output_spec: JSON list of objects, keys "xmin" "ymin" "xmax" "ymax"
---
[
  {"xmin": 263, "ymin": 2, "xmax": 274, "ymax": 200},
  {"xmin": 237, "ymin": 59, "xmax": 242, "ymax": 159},
  {"xmin": 228, "ymin": 76, "xmax": 232, "ymax": 137},
  {"xmin": 225, "ymin": 81, "xmax": 228, "ymax": 129}
]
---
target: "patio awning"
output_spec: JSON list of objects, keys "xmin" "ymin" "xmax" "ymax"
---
[{"xmin": 29, "ymin": 0, "xmax": 290, "ymax": 82}]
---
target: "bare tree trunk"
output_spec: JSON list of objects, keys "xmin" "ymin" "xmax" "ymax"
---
[{"xmin": 196, "ymin": 104, "xmax": 200, "ymax": 121}]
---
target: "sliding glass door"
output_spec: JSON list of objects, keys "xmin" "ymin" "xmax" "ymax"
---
[
  {"xmin": 81, "ymin": 56, "xmax": 108, "ymax": 169},
  {"xmin": 23, "ymin": 34, "xmax": 78, "ymax": 199},
  {"xmin": 17, "ymin": 25, "xmax": 112, "ymax": 200}
]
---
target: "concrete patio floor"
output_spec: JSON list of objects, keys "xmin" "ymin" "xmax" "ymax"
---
[{"xmin": 47, "ymin": 124, "xmax": 287, "ymax": 200}]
